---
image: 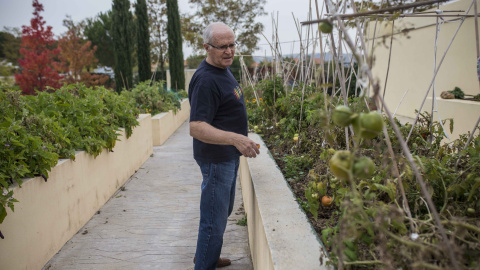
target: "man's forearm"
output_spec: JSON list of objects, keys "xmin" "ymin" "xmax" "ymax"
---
[
  {"xmin": 189, "ymin": 121, "xmax": 260, "ymax": 158},
  {"xmin": 189, "ymin": 121, "xmax": 237, "ymax": 145}
]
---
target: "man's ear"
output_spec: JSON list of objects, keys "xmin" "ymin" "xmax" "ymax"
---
[{"xmin": 203, "ymin": 43, "xmax": 209, "ymax": 51}]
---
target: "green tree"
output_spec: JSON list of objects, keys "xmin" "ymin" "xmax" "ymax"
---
[
  {"xmin": 147, "ymin": 0, "xmax": 168, "ymax": 81},
  {"xmin": 84, "ymin": 11, "xmax": 115, "ymax": 68},
  {"xmin": 0, "ymin": 28, "xmax": 21, "ymax": 78},
  {"xmin": 112, "ymin": 0, "xmax": 134, "ymax": 92},
  {"xmin": 58, "ymin": 17, "xmax": 110, "ymax": 87},
  {"xmin": 182, "ymin": 0, "xmax": 266, "ymax": 54},
  {"xmin": 166, "ymin": 0, "xmax": 184, "ymax": 91},
  {"xmin": 0, "ymin": 28, "xmax": 21, "ymax": 65},
  {"xmin": 135, "ymin": 0, "xmax": 151, "ymax": 82},
  {"xmin": 186, "ymin": 54, "xmax": 205, "ymax": 69}
]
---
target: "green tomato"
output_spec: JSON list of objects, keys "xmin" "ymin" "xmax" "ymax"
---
[
  {"xmin": 332, "ymin": 105, "xmax": 355, "ymax": 127},
  {"xmin": 329, "ymin": 150, "xmax": 352, "ymax": 181},
  {"xmin": 318, "ymin": 22, "xmax": 333, "ymax": 34},
  {"xmin": 353, "ymin": 111, "xmax": 384, "ymax": 139},
  {"xmin": 353, "ymin": 156, "xmax": 375, "ymax": 179}
]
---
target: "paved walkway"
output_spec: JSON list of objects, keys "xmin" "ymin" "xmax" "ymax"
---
[{"xmin": 44, "ymin": 121, "xmax": 253, "ymax": 270}]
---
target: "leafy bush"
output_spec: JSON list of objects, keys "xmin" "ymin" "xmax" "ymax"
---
[
  {"xmin": 282, "ymin": 154, "xmax": 313, "ymax": 181},
  {"xmin": 448, "ymin": 86, "xmax": 465, "ymax": 99},
  {"xmin": 0, "ymin": 84, "xmax": 140, "ymax": 229},
  {"xmin": 125, "ymin": 80, "xmax": 187, "ymax": 115}
]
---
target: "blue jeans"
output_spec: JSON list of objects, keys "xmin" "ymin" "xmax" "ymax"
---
[{"xmin": 194, "ymin": 157, "xmax": 239, "ymax": 270}]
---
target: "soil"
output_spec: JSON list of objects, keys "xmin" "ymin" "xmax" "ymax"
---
[{"xmin": 264, "ymin": 137, "xmax": 338, "ymax": 247}]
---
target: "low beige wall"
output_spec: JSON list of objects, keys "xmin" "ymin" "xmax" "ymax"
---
[
  {"xmin": 0, "ymin": 114, "xmax": 153, "ymax": 270},
  {"xmin": 239, "ymin": 133, "xmax": 331, "ymax": 270},
  {"xmin": 151, "ymin": 99, "xmax": 191, "ymax": 146},
  {"xmin": 398, "ymin": 97, "xmax": 480, "ymax": 140}
]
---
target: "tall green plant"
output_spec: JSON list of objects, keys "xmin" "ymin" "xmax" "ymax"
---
[
  {"xmin": 112, "ymin": 0, "xmax": 134, "ymax": 92},
  {"xmin": 166, "ymin": 0, "xmax": 185, "ymax": 91},
  {"xmin": 84, "ymin": 11, "xmax": 115, "ymax": 68},
  {"xmin": 135, "ymin": 0, "xmax": 151, "ymax": 82}
]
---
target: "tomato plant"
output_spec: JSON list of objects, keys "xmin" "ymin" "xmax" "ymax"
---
[{"xmin": 246, "ymin": 76, "xmax": 480, "ymax": 269}]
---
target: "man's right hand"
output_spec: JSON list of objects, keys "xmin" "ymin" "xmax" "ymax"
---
[
  {"xmin": 232, "ymin": 134, "xmax": 260, "ymax": 158},
  {"xmin": 190, "ymin": 121, "xmax": 260, "ymax": 158}
]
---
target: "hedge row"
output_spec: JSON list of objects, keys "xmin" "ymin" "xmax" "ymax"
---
[{"xmin": 0, "ymin": 81, "xmax": 185, "ymax": 228}]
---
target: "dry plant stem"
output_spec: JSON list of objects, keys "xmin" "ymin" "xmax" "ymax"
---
[
  {"xmin": 384, "ymin": 230, "xmax": 432, "ymax": 251},
  {"xmin": 329, "ymin": 32, "xmax": 349, "ymax": 104},
  {"xmin": 315, "ymin": 0, "xmax": 332, "ymax": 143},
  {"xmin": 411, "ymin": 262, "xmax": 444, "ymax": 270},
  {"xmin": 369, "ymin": 13, "xmax": 476, "ymax": 18},
  {"xmin": 382, "ymin": 125, "xmax": 415, "ymax": 232},
  {"xmin": 393, "ymin": 89, "xmax": 410, "ymax": 117},
  {"xmin": 239, "ymin": 56, "xmax": 260, "ymax": 107},
  {"xmin": 379, "ymin": 95, "xmax": 459, "ymax": 270},
  {"xmin": 367, "ymin": 0, "xmax": 384, "ymax": 94},
  {"xmin": 430, "ymin": 12, "xmax": 440, "ymax": 143},
  {"xmin": 442, "ymin": 220, "xmax": 480, "ymax": 235},
  {"xmin": 323, "ymin": 3, "xmax": 350, "ymax": 149},
  {"xmin": 349, "ymin": 0, "xmax": 367, "ymax": 60},
  {"xmin": 298, "ymin": 26, "xmax": 319, "ymax": 140},
  {"xmin": 343, "ymin": 260, "xmax": 384, "ymax": 266},
  {"xmin": 348, "ymin": 0, "xmax": 374, "ymax": 97},
  {"xmin": 328, "ymin": 7, "xmax": 460, "ymax": 269},
  {"xmin": 291, "ymin": 14, "xmax": 302, "ymax": 93},
  {"xmin": 455, "ymin": 115, "xmax": 480, "ymax": 170},
  {"xmin": 300, "ymin": 0, "xmax": 450, "ymax": 25},
  {"xmin": 293, "ymin": 15, "xmax": 305, "ymax": 83},
  {"xmin": 272, "ymin": 13, "xmax": 277, "ymax": 107},
  {"xmin": 381, "ymin": 21, "xmax": 395, "ymax": 112},
  {"xmin": 406, "ymin": 1, "xmax": 474, "ymax": 143}
]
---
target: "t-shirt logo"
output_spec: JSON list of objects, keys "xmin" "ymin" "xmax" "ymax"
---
[{"xmin": 233, "ymin": 85, "xmax": 243, "ymax": 100}]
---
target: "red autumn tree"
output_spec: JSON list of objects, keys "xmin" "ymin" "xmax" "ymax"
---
[
  {"xmin": 57, "ymin": 20, "xmax": 109, "ymax": 87},
  {"xmin": 15, "ymin": 0, "xmax": 62, "ymax": 94}
]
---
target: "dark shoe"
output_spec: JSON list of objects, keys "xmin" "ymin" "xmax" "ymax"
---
[{"xmin": 193, "ymin": 256, "xmax": 232, "ymax": 268}]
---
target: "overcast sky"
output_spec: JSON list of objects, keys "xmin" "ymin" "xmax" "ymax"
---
[{"xmin": 0, "ymin": 0, "xmax": 320, "ymax": 58}]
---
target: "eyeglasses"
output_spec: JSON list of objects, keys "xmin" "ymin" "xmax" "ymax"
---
[{"xmin": 207, "ymin": 42, "xmax": 238, "ymax": 52}]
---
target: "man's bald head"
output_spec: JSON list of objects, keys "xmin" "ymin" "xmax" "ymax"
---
[{"xmin": 203, "ymin": 22, "xmax": 235, "ymax": 44}]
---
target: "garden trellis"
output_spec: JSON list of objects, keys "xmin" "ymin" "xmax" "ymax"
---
[{"xmin": 238, "ymin": 0, "xmax": 480, "ymax": 268}]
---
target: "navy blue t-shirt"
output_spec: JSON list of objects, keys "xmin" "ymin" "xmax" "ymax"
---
[{"xmin": 188, "ymin": 60, "xmax": 248, "ymax": 163}]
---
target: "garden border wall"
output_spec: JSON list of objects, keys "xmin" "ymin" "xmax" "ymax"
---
[
  {"xmin": 0, "ymin": 114, "xmax": 153, "ymax": 270},
  {"xmin": 239, "ymin": 133, "xmax": 332, "ymax": 270},
  {"xmin": 151, "ymin": 98, "xmax": 191, "ymax": 146},
  {"xmin": 0, "ymin": 102, "xmax": 191, "ymax": 270}
]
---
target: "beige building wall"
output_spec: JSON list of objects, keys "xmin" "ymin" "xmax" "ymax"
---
[{"xmin": 368, "ymin": 0, "xmax": 480, "ymax": 140}]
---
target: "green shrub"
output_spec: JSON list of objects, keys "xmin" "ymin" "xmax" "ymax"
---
[
  {"xmin": 448, "ymin": 86, "xmax": 465, "ymax": 99},
  {"xmin": 125, "ymin": 80, "xmax": 186, "ymax": 115},
  {"xmin": 0, "ymin": 83, "xmax": 140, "ymax": 228}
]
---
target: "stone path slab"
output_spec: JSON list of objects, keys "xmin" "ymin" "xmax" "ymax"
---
[{"xmin": 43, "ymin": 121, "xmax": 253, "ymax": 270}]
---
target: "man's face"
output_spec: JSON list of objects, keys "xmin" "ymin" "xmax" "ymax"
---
[{"xmin": 204, "ymin": 28, "xmax": 235, "ymax": 69}]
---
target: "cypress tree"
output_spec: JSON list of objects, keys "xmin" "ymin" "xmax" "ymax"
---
[
  {"xmin": 135, "ymin": 0, "xmax": 151, "ymax": 82},
  {"xmin": 112, "ymin": 0, "xmax": 133, "ymax": 92},
  {"xmin": 166, "ymin": 0, "xmax": 185, "ymax": 91}
]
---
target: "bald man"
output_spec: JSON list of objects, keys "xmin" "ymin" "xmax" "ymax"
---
[{"xmin": 188, "ymin": 22, "xmax": 259, "ymax": 269}]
